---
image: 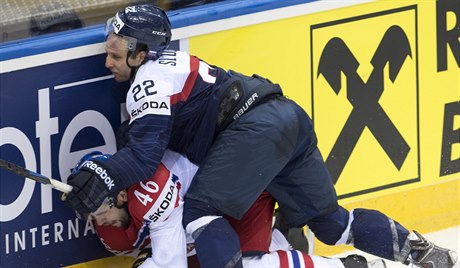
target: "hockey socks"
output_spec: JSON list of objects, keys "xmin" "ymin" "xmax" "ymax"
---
[
  {"xmin": 337, "ymin": 208, "xmax": 410, "ymax": 262},
  {"xmin": 188, "ymin": 217, "xmax": 243, "ymax": 268},
  {"xmin": 241, "ymin": 250, "xmax": 319, "ymax": 268}
]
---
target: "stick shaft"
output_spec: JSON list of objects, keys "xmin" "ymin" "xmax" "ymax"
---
[{"xmin": 0, "ymin": 158, "xmax": 72, "ymax": 194}]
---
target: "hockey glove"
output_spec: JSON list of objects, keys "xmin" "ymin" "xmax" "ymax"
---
[{"xmin": 62, "ymin": 153, "xmax": 117, "ymax": 218}]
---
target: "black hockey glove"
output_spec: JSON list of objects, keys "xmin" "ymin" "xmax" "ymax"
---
[
  {"xmin": 132, "ymin": 248, "xmax": 152, "ymax": 268},
  {"xmin": 63, "ymin": 158, "xmax": 117, "ymax": 218}
]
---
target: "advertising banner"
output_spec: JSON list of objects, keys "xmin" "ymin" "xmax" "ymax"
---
[
  {"xmin": 311, "ymin": 6, "xmax": 421, "ymax": 199},
  {"xmin": 189, "ymin": 0, "xmax": 459, "ymax": 201},
  {"xmin": 0, "ymin": 53, "xmax": 126, "ymax": 267}
]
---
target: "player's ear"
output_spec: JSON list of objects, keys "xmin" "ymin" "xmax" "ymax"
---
[
  {"xmin": 117, "ymin": 190, "xmax": 128, "ymax": 205},
  {"xmin": 137, "ymin": 50, "xmax": 146, "ymax": 63},
  {"xmin": 133, "ymin": 50, "xmax": 146, "ymax": 66},
  {"xmin": 127, "ymin": 50, "xmax": 146, "ymax": 67}
]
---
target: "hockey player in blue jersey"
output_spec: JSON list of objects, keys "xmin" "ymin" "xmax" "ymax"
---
[{"xmin": 63, "ymin": 4, "xmax": 457, "ymax": 268}]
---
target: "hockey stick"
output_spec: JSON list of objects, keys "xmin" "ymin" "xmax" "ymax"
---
[{"xmin": 0, "ymin": 158, "xmax": 72, "ymax": 194}]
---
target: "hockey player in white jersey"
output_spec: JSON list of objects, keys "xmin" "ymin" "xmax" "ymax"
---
[{"xmin": 73, "ymin": 151, "xmax": 385, "ymax": 268}]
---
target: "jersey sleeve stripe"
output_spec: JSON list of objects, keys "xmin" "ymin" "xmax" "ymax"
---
[
  {"xmin": 302, "ymin": 252, "xmax": 314, "ymax": 268},
  {"xmin": 170, "ymin": 56, "xmax": 200, "ymax": 104},
  {"xmin": 291, "ymin": 250, "xmax": 301, "ymax": 268},
  {"xmin": 277, "ymin": 250, "xmax": 289, "ymax": 268},
  {"xmin": 133, "ymin": 223, "xmax": 150, "ymax": 248}
]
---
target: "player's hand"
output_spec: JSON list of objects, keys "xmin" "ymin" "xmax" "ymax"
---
[
  {"xmin": 132, "ymin": 248, "xmax": 152, "ymax": 268},
  {"xmin": 62, "ymin": 158, "xmax": 116, "ymax": 217}
]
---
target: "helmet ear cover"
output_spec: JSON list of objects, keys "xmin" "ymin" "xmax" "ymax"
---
[{"xmin": 105, "ymin": 32, "xmax": 147, "ymax": 61}]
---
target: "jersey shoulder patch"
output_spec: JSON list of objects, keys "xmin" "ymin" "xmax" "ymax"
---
[{"xmin": 126, "ymin": 52, "xmax": 193, "ymax": 122}]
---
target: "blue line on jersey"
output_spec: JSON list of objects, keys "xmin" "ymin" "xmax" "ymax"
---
[{"xmin": 291, "ymin": 250, "xmax": 301, "ymax": 268}]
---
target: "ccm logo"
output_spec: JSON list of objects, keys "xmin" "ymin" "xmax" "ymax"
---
[
  {"xmin": 152, "ymin": 30, "xmax": 166, "ymax": 36},
  {"xmin": 82, "ymin": 161, "xmax": 115, "ymax": 190}
]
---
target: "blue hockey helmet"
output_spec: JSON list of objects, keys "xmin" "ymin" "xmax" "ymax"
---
[{"xmin": 105, "ymin": 4, "xmax": 172, "ymax": 61}]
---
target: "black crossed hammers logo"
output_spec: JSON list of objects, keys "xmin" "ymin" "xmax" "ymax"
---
[{"xmin": 317, "ymin": 25, "xmax": 413, "ymax": 184}]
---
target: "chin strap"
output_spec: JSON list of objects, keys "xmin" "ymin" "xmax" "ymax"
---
[{"xmin": 126, "ymin": 51, "xmax": 140, "ymax": 81}]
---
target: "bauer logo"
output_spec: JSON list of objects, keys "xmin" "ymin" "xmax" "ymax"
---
[{"xmin": 311, "ymin": 6, "xmax": 420, "ymax": 198}]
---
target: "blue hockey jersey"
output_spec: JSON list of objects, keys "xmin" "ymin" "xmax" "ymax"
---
[{"xmin": 107, "ymin": 50, "xmax": 229, "ymax": 191}]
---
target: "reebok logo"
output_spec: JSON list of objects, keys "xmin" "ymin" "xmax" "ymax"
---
[{"xmin": 82, "ymin": 161, "xmax": 115, "ymax": 190}]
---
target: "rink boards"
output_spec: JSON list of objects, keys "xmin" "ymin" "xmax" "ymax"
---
[{"xmin": 0, "ymin": 0, "xmax": 459, "ymax": 266}]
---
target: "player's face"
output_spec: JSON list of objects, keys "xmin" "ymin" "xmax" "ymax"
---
[
  {"xmin": 91, "ymin": 191, "xmax": 130, "ymax": 228},
  {"xmin": 105, "ymin": 34, "xmax": 145, "ymax": 82}
]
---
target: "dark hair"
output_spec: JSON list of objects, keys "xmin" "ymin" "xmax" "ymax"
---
[{"xmin": 135, "ymin": 43, "xmax": 148, "ymax": 54}]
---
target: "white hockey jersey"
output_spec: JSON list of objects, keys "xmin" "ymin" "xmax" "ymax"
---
[{"xmin": 96, "ymin": 150, "xmax": 198, "ymax": 267}]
